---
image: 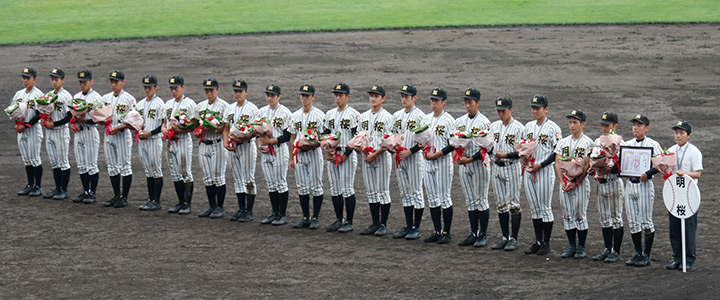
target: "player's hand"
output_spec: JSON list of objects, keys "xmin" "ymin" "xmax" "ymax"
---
[
  {"xmin": 365, "ymin": 152, "xmax": 378, "ymax": 163},
  {"xmin": 138, "ymin": 130, "xmax": 151, "ymax": 139},
  {"xmin": 45, "ymin": 119, "xmax": 55, "ymax": 129},
  {"xmin": 457, "ymin": 156, "xmax": 473, "ymax": 165},
  {"xmin": 676, "ymin": 170, "xmax": 686, "ymax": 176},
  {"xmin": 418, "ymin": 143, "xmax": 428, "ymax": 149},
  {"xmin": 325, "ymin": 152, "xmax": 335, "ymax": 162},
  {"xmin": 16, "ymin": 125, "xmax": 26, "ymax": 133},
  {"xmin": 76, "ymin": 115, "xmax": 87, "ymax": 123},
  {"xmin": 563, "ymin": 181, "xmax": 577, "ymax": 191},
  {"xmin": 528, "ymin": 163, "xmax": 542, "ymax": 173},
  {"xmin": 193, "ymin": 129, "xmax": 203, "ymax": 138},
  {"xmin": 337, "ymin": 154, "xmax": 346, "ymax": 164},
  {"xmin": 495, "ymin": 151, "xmax": 507, "ymax": 159},
  {"xmin": 259, "ymin": 145, "xmax": 270, "ymax": 154},
  {"xmin": 289, "ymin": 159, "xmax": 295, "ymax": 171},
  {"xmin": 398, "ymin": 149, "xmax": 412, "ymax": 161},
  {"xmin": 171, "ymin": 124, "xmax": 181, "ymax": 132},
  {"xmin": 425, "ymin": 151, "xmax": 440, "ymax": 160},
  {"xmin": 640, "ymin": 173, "xmax": 648, "ymax": 182},
  {"xmin": 224, "ymin": 142, "xmax": 235, "ymax": 152}
]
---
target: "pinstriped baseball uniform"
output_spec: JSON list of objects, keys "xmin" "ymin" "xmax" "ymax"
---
[
  {"xmin": 522, "ymin": 118, "xmax": 562, "ymax": 222},
  {"xmin": 136, "ymin": 95, "xmax": 165, "ymax": 178},
  {"xmin": 289, "ymin": 106, "xmax": 325, "ymax": 197},
  {"xmin": 324, "ymin": 106, "xmax": 360, "ymax": 198},
  {"xmin": 196, "ymin": 98, "xmax": 229, "ymax": 186},
  {"xmin": 102, "ymin": 90, "xmax": 136, "ymax": 177},
  {"xmin": 622, "ymin": 137, "xmax": 662, "ymax": 234},
  {"xmin": 423, "ymin": 111, "xmax": 455, "ymax": 209},
  {"xmin": 257, "ymin": 104, "xmax": 291, "ymax": 193},
  {"xmin": 12, "ymin": 87, "xmax": 44, "ymax": 167},
  {"xmin": 358, "ymin": 108, "xmax": 393, "ymax": 205},
  {"xmin": 490, "ymin": 118, "xmax": 524, "ymax": 213},
  {"xmin": 393, "ymin": 106, "xmax": 426, "ymax": 208},
  {"xmin": 594, "ymin": 136, "xmax": 625, "ymax": 229},
  {"xmin": 45, "ymin": 88, "xmax": 72, "ymax": 171},
  {"xmin": 223, "ymin": 99, "xmax": 258, "ymax": 194},
  {"xmin": 455, "ymin": 112, "xmax": 492, "ymax": 211},
  {"xmin": 165, "ymin": 96, "xmax": 196, "ymax": 183},
  {"xmin": 555, "ymin": 134, "xmax": 593, "ymax": 230},
  {"xmin": 72, "ymin": 89, "xmax": 101, "ymax": 175}
]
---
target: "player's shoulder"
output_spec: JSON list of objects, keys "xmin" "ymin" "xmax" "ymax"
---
[
  {"xmin": 392, "ymin": 109, "xmax": 404, "ymax": 118},
  {"xmin": 310, "ymin": 106, "xmax": 325, "ymax": 116},
  {"xmin": 581, "ymin": 134, "xmax": 594, "ymax": 144},
  {"xmin": 490, "ymin": 119, "xmax": 502, "ymax": 127},
  {"xmin": 441, "ymin": 111, "xmax": 455, "ymax": 123},
  {"xmin": 326, "ymin": 107, "xmax": 338, "ymax": 115},
  {"xmin": 523, "ymin": 120, "xmax": 536, "ymax": 128},
  {"xmin": 244, "ymin": 99, "xmax": 259, "ymax": 110},
  {"xmin": 546, "ymin": 118, "xmax": 561, "ymax": 129},
  {"xmin": 278, "ymin": 104, "xmax": 292, "ymax": 114},
  {"xmin": 511, "ymin": 119, "xmax": 524, "ymax": 128},
  {"xmin": 347, "ymin": 106, "xmax": 360, "ymax": 115},
  {"xmin": 217, "ymin": 98, "xmax": 230, "ymax": 107},
  {"xmin": 58, "ymin": 88, "xmax": 73, "ymax": 98}
]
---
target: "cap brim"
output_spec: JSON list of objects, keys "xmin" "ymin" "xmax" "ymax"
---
[
  {"xmin": 232, "ymin": 87, "xmax": 247, "ymax": 90},
  {"xmin": 495, "ymin": 105, "xmax": 511, "ymax": 110},
  {"xmin": 630, "ymin": 118, "xmax": 648, "ymax": 125},
  {"xmin": 141, "ymin": 83, "xmax": 156, "ymax": 87},
  {"xmin": 565, "ymin": 114, "xmax": 585, "ymax": 121},
  {"xmin": 397, "ymin": 91, "xmax": 415, "ymax": 96},
  {"xmin": 599, "ymin": 120, "xmax": 615, "ymax": 125},
  {"xmin": 21, "ymin": 73, "xmax": 34, "ymax": 77},
  {"xmin": 299, "ymin": 91, "xmax": 314, "ymax": 95},
  {"xmin": 78, "ymin": 78, "xmax": 91, "ymax": 82},
  {"xmin": 430, "ymin": 96, "xmax": 446, "ymax": 100},
  {"xmin": 168, "ymin": 83, "xmax": 182, "ymax": 87},
  {"xmin": 265, "ymin": 90, "xmax": 280, "ymax": 95},
  {"xmin": 332, "ymin": 90, "xmax": 349, "ymax": 94},
  {"xmin": 203, "ymin": 86, "xmax": 218, "ymax": 89},
  {"xmin": 49, "ymin": 74, "xmax": 64, "ymax": 78},
  {"xmin": 108, "ymin": 77, "xmax": 124, "ymax": 81},
  {"xmin": 530, "ymin": 103, "xmax": 546, "ymax": 107},
  {"xmin": 367, "ymin": 90, "xmax": 384, "ymax": 96}
]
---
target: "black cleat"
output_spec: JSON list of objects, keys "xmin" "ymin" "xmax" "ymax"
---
[
  {"xmin": 326, "ymin": 219, "xmax": 343, "ymax": 232},
  {"xmin": 437, "ymin": 232, "xmax": 452, "ymax": 244},
  {"xmin": 293, "ymin": 218, "xmax": 311, "ymax": 228},
  {"xmin": 113, "ymin": 197, "xmax": 128, "ymax": 208},
  {"xmin": 491, "ymin": 239, "xmax": 508, "ymax": 250},
  {"xmin": 374, "ymin": 224, "xmax": 389, "ymax": 236},
  {"xmin": 525, "ymin": 242, "xmax": 541, "ymax": 254},
  {"xmin": 561, "ymin": 246, "xmax": 577, "ymax": 258},
  {"xmin": 593, "ymin": 250, "xmax": 611, "ymax": 261},
  {"xmin": 360, "ymin": 224, "xmax": 379, "ymax": 235},
  {"xmin": 82, "ymin": 192, "xmax": 97, "ymax": 204},
  {"xmin": 198, "ymin": 207, "xmax": 214, "ymax": 217},
  {"xmin": 72, "ymin": 192, "xmax": 87, "ymax": 203},
  {"xmin": 18, "ymin": 185, "xmax": 33, "ymax": 196},
  {"xmin": 457, "ymin": 234, "xmax": 477, "ymax": 246},
  {"xmin": 625, "ymin": 253, "xmax": 642, "ymax": 266},
  {"xmin": 392, "ymin": 227, "xmax": 411, "ymax": 239},
  {"xmin": 104, "ymin": 195, "xmax": 120, "ymax": 207},
  {"xmin": 423, "ymin": 231, "xmax": 442, "ymax": 243}
]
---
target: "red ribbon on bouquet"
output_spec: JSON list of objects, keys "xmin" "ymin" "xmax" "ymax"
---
[
  {"xmin": 268, "ymin": 144, "xmax": 276, "ymax": 156},
  {"xmin": 522, "ymin": 158, "xmax": 536, "ymax": 181},
  {"xmin": 363, "ymin": 146, "xmax": 375, "ymax": 156},
  {"xmin": 194, "ymin": 126, "xmax": 205, "ymax": 145},
  {"xmin": 612, "ymin": 155, "xmax": 622, "ymax": 173},
  {"xmin": 134, "ymin": 130, "xmax": 140, "ymax": 144},
  {"xmin": 39, "ymin": 114, "xmax": 53, "ymax": 128},
  {"xmin": 70, "ymin": 117, "xmax": 78, "ymax": 133},
  {"xmin": 103, "ymin": 120, "xmax": 113, "ymax": 136},
  {"xmin": 228, "ymin": 140, "xmax": 236, "ymax": 152},
  {"xmin": 423, "ymin": 146, "xmax": 436, "ymax": 159},
  {"xmin": 293, "ymin": 141, "xmax": 300, "ymax": 163},
  {"xmin": 162, "ymin": 129, "xmax": 176, "ymax": 145},
  {"xmin": 15, "ymin": 121, "xmax": 30, "ymax": 131},
  {"xmin": 452, "ymin": 148, "xmax": 464, "ymax": 163},
  {"xmin": 395, "ymin": 146, "xmax": 407, "ymax": 168}
]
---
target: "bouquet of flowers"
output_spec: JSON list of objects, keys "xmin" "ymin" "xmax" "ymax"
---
[
  {"xmin": 6, "ymin": 102, "xmax": 28, "ymax": 130},
  {"xmin": 122, "ymin": 110, "xmax": 144, "ymax": 131},
  {"xmin": 449, "ymin": 130, "xmax": 477, "ymax": 163},
  {"xmin": 346, "ymin": 131, "xmax": 370, "ymax": 153},
  {"xmin": 89, "ymin": 102, "xmax": 114, "ymax": 135},
  {"xmin": 413, "ymin": 124, "xmax": 434, "ymax": 146},
  {"xmin": 515, "ymin": 139, "xmax": 537, "ymax": 177},
  {"xmin": 320, "ymin": 132, "xmax": 342, "ymax": 165},
  {"xmin": 651, "ymin": 148, "xmax": 677, "ymax": 181},
  {"xmin": 292, "ymin": 127, "xmax": 321, "ymax": 163},
  {"xmin": 198, "ymin": 109, "xmax": 224, "ymax": 130},
  {"xmin": 229, "ymin": 119, "xmax": 254, "ymax": 139},
  {"xmin": 35, "ymin": 93, "xmax": 58, "ymax": 127},
  {"xmin": 588, "ymin": 144, "xmax": 609, "ymax": 179},
  {"xmin": 68, "ymin": 98, "xmax": 89, "ymax": 117},
  {"xmin": 379, "ymin": 133, "xmax": 401, "ymax": 153},
  {"xmin": 558, "ymin": 156, "xmax": 585, "ymax": 187},
  {"xmin": 473, "ymin": 131, "xmax": 495, "ymax": 151},
  {"xmin": 251, "ymin": 117, "xmax": 273, "ymax": 137},
  {"xmin": 172, "ymin": 109, "xmax": 196, "ymax": 129},
  {"xmin": 599, "ymin": 130, "xmax": 622, "ymax": 169}
]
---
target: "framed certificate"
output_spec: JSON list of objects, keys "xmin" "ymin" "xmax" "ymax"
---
[{"xmin": 619, "ymin": 146, "xmax": 654, "ymax": 178}]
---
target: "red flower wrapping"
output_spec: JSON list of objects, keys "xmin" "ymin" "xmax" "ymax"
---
[{"xmin": 651, "ymin": 153, "xmax": 676, "ymax": 181}]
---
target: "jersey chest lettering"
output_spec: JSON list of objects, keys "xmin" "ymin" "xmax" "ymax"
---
[{"xmin": 272, "ymin": 117, "xmax": 284, "ymax": 128}]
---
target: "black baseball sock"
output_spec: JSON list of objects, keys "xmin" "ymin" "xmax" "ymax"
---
[
  {"xmin": 52, "ymin": 168, "xmax": 61, "ymax": 191},
  {"xmin": 331, "ymin": 195, "xmax": 343, "ymax": 221},
  {"xmin": 613, "ymin": 227, "xmax": 624, "ymax": 253},
  {"xmin": 146, "ymin": 177, "xmax": 154, "ymax": 200},
  {"xmin": 121, "ymin": 175, "xmax": 132, "ymax": 198},
  {"xmin": 542, "ymin": 221, "xmax": 553, "ymax": 244},
  {"xmin": 89, "ymin": 173, "xmax": 98, "ymax": 193},
  {"xmin": 185, "ymin": 181, "xmax": 194, "ymax": 206},
  {"xmin": 631, "ymin": 232, "xmax": 642, "ymax": 254},
  {"xmin": 532, "ymin": 219, "xmax": 543, "ymax": 242},
  {"xmin": 578, "ymin": 229, "xmax": 588, "ymax": 247},
  {"xmin": 33, "ymin": 165, "xmax": 42, "ymax": 187},
  {"xmin": 380, "ymin": 204, "xmax": 391, "ymax": 226},
  {"xmin": 25, "ymin": 166, "xmax": 34, "ymax": 186},
  {"xmin": 154, "ymin": 177, "xmax": 163, "ymax": 203},
  {"xmin": 110, "ymin": 175, "xmax": 121, "ymax": 196},
  {"xmin": 299, "ymin": 194, "xmax": 310, "ymax": 218},
  {"xmin": 479, "ymin": 209, "xmax": 489, "ymax": 236},
  {"xmin": 216, "ymin": 185, "xmax": 226, "ymax": 208},
  {"xmin": 206, "ymin": 185, "xmax": 217, "ymax": 208},
  {"xmin": 413, "ymin": 208, "xmax": 424, "ymax": 229},
  {"xmin": 468, "ymin": 210, "xmax": 479, "ymax": 236},
  {"xmin": 403, "ymin": 206, "xmax": 413, "ymax": 229},
  {"xmin": 79, "ymin": 173, "xmax": 90, "ymax": 193},
  {"xmin": 279, "ymin": 191, "xmax": 288, "ymax": 216},
  {"xmin": 246, "ymin": 194, "xmax": 256, "ymax": 213},
  {"xmin": 511, "ymin": 212, "xmax": 522, "ymax": 240},
  {"xmin": 602, "ymin": 227, "xmax": 613, "ymax": 251},
  {"xmin": 430, "ymin": 207, "xmax": 442, "ymax": 233},
  {"xmin": 566, "ymin": 229, "xmax": 577, "ymax": 247},
  {"xmin": 344, "ymin": 194, "xmax": 356, "ymax": 223},
  {"xmin": 61, "ymin": 169, "xmax": 71, "ymax": 192},
  {"xmin": 644, "ymin": 232, "xmax": 654, "ymax": 256},
  {"xmin": 442, "ymin": 206, "xmax": 453, "ymax": 234},
  {"xmin": 312, "ymin": 195, "xmax": 323, "ymax": 218},
  {"xmin": 236, "ymin": 193, "xmax": 247, "ymax": 211},
  {"xmin": 269, "ymin": 192, "xmax": 279, "ymax": 214},
  {"xmin": 173, "ymin": 181, "xmax": 185, "ymax": 205},
  {"xmin": 369, "ymin": 202, "xmax": 380, "ymax": 226},
  {"xmin": 498, "ymin": 212, "xmax": 510, "ymax": 239}
]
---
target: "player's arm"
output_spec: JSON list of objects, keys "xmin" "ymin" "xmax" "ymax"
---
[
  {"xmin": 677, "ymin": 169, "xmax": 702, "ymax": 179},
  {"xmin": 554, "ymin": 154, "xmax": 564, "ymax": 183},
  {"xmin": 341, "ymin": 126, "xmax": 357, "ymax": 158},
  {"xmin": 576, "ymin": 156, "xmax": 591, "ymax": 182},
  {"xmin": 264, "ymin": 129, "xmax": 291, "ymax": 146}
]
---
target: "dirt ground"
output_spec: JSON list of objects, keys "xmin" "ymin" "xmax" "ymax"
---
[{"xmin": 0, "ymin": 24, "xmax": 718, "ymax": 299}]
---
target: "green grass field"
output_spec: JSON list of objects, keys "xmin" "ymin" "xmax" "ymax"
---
[{"xmin": 1, "ymin": 0, "xmax": 718, "ymax": 45}]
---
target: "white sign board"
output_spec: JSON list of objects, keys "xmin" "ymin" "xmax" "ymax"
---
[{"xmin": 663, "ymin": 174, "xmax": 701, "ymax": 219}]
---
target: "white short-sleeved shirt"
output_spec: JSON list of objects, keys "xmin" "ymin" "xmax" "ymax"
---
[
  {"xmin": 289, "ymin": 106, "xmax": 325, "ymax": 136},
  {"xmin": 223, "ymin": 99, "xmax": 259, "ymax": 128},
  {"xmin": 490, "ymin": 118, "xmax": 524, "ymax": 161},
  {"xmin": 325, "ymin": 106, "xmax": 360, "ymax": 145},
  {"xmin": 164, "ymin": 96, "xmax": 197, "ymax": 138},
  {"xmin": 257, "ymin": 104, "xmax": 292, "ymax": 138},
  {"xmin": 100, "ymin": 90, "xmax": 136, "ymax": 129},
  {"xmin": 555, "ymin": 133, "xmax": 594, "ymax": 159},
  {"xmin": 424, "ymin": 111, "xmax": 455, "ymax": 150},
  {"xmin": 12, "ymin": 86, "xmax": 44, "ymax": 123},
  {"xmin": 47, "ymin": 88, "xmax": 72, "ymax": 124},
  {"xmin": 392, "ymin": 106, "xmax": 427, "ymax": 149},
  {"xmin": 136, "ymin": 95, "xmax": 165, "ymax": 136},
  {"xmin": 358, "ymin": 108, "xmax": 394, "ymax": 149},
  {"xmin": 196, "ymin": 98, "xmax": 229, "ymax": 141},
  {"xmin": 73, "ymin": 88, "xmax": 102, "ymax": 124},
  {"xmin": 669, "ymin": 142, "xmax": 703, "ymax": 183},
  {"xmin": 523, "ymin": 118, "xmax": 562, "ymax": 162}
]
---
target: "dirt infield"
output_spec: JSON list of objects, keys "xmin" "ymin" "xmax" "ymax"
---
[{"xmin": 1, "ymin": 24, "xmax": 718, "ymax": 299}]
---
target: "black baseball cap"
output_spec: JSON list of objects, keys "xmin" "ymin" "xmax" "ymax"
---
[
  {"xmin": 530, "ymin": 94, "xmax": 548, "ymax": 107},
  {"xmin": 299, "ymin": 84, "xmax": 315, "ymax": 95},
  {"xmin": 21, "ymin": 67, "xmax": 37, "ymax": 78},
  {"xmin": 430, "ymin": 87, "xmax": 447, "ymax": 100},
  {"xmin": 398, "ymin": 84, "xmax": 417, "ymax": 96},
  {"xmin": 232, "ymin": 79, "xmax": 247, "ymax": 90},
  {"xmin": 495, "ymin": 96, "xmax": 512, "ymax": 110},
  {"xmin": 672, "ymin": 120, "xmax": 692, "ymax": 134},
  {"xmin": 77, "ymin": 69, "xmax": 92, "ymax": 81},
  {"xmin": 108, "ymin": 70, "xmax": 125, "ymax": 81},
  {"xmin": 141, "ymin": 74, "xmax": 158, "ymax": 87},
  {"xmin": 203, "ymin": 78, "xmax": 219, "ymax": 89},
  {"xmin": 332, "ymin": 83, "xmax": 350, "ymax": 94},
  {"xmin": 49, "ymin": 68, "xmax": 65, "ymax": 79},
  {"xmin": 168, "ymin": 75, "xmax": 184, "ymax": 87},
  {"xmin": 600, "ymin": 112, "xmax": 618, "ymax": 124},
  {"xmin": 462, "ymin": 88, "xmax": 480, "ymax": 101},
  {"xmin": 565, "ymin": 109, "xmax": 587, "ymax": 122},
  {"xmin": 367, "ymin": 85, "xmax": 385, "ymax": 97},
  {"xmin": 630, "ymin": 114, "xmax": 650, "ymax": 126},
  {"xmin": 265, "ymin": 84, "xmax": 281, "ymax": 95}
]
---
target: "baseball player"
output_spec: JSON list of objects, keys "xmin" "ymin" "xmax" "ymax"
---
[
  {"xmin": 454, "ymin": 88, "xmax": 493, "ymax": 248},
  {"xmin": 391, "ymin": 84, "xmax": 427, "ymax": 240},
  {"xmin": 357, "ymin": 85, "xmax": 394, "ymax": 236},
  {"xmin": 163, "ymin": 75, "xmax": 197, "ymax": 215},
  {"xmin": 622, "ymin": 114, "xmax": 662, "ymax": 267},
  {"xmin": 101, "ymin": 70, "xmax": 136, "ymax": 209},
  {"xmin": 13, "ymin": 67, "xmax": 44, "ymax": 197},
  {"xmin": 136, "ymin": 74, "xmax": 166, "ymax": 211},
  {"xmin": 554, "ymin": 110, "xmax": 593, "ymax": 259},
  {"xmin": 488, "ymin": 96, "xmax": 524, "ymax": 251},
  {"xmin": 324, "ymin": 83, "xmax": 360, "ymax": 233},
  {"xmin": 288, "ymin": 84, "xmax": 326, "ymax": 229},
  {"xmin": 195, "ymin": 78, "xmax": 229, "ymax": 219},
  {"xmin": 70, "ymin": 69, "xmax": 102, "ymax": 204},
  {"xmin": 590, "ymin": 112, "xmax": 626, "ymax": 262},
  {"xmin": 420, "ymin": 88, "xmax": 456, "ymax": 245},
  {"xmin": 665, "ymin": 121, "xmax": 702, "ymax": 271},
  {"xmin": 256, "ymin": 84, "xmax": 292, "ymax": 226},
  {"xmin": 42, "ymin": 68, "xmax": 73, "ymax": 200},
  {"xmin": 522, "ymin": 95, "xmax": 562, "ymax": 256},
  {"xmin": 222, "ymin": 79, "xmax": 259, "ymax": 222}
]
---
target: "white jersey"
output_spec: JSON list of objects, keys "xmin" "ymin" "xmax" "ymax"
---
[
  {"xmin": 424, "ymin": 111, "xmax": 455, "ymax": 152},
  {"xmin": 523, "ymin": 118, "xmax": 562, "ymax": 162},
  {"xmin": 165, "ymin": 96, "xmax": 197, "ymax": 139},
  {"xmin": 392, "ymin": 106, "xmax": 427, "ymax": 149},
  {"xmin": 620, "ymin": 137, "xmax": 663, "ymax": 163},
  {"xmin": 72, "ymin": 88, "xmax": 102, "ymax": 127},
  {"xmin": 223, "ymin": 99, "xmax": 259, "ymax": 129},
  {"xmin": 196, "ymin": 98, "xmax": 229, "ymax": 141},
  {"xmin": 47, "ymin": 88, "xmax": 72, "ymax": 124},
  {"xmin": 289, "ymin": 106, "xmax": 325, "ymax": 136},
  {"xmin": 669, "ymin": 142, "xmax": 703, "ymax": 183},
  {"xmin": 358, "ymin": 108, "xmax": 394, "ymax": 149},
  {"xmin": 11, "ymin": 86, "xmax": 44, "ymax": 123},
  {"xmin": 555, "ymin": 134, "xmax": 594, "ymax": 159},
  {"xmin": 257, "ymin": 104, "xmax": 292, "ymax": 138},
  {"xmin": 136, "ymin": 95, "xmax": 165, "ymax": 138},
  {"xmin": 456, "ymin": 112, "xmax": 492, "ymax": 158},
  {"xmin": 101, "ymin": 90, "xmax": 136, "ymax": 129},
  {"xmin": 490, "ymin": 118, "xmax": 524, "ymax": 162},
  {"xmin": 324, "ymin": 106, "xmax": 360, "ymax": 145}
]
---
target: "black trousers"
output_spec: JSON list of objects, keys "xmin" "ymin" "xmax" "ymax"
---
[{"xmin": 669, "ymin": 212, "xmax": 697, "ymax": 266}]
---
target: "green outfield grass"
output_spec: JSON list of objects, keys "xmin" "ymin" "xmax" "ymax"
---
[{"xmin": 1, "ymin": 0, "xmax": 718, "ymax": 45}]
